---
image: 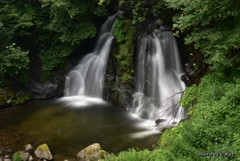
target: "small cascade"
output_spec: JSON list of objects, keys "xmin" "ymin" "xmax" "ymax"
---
[
  {"xmin": 64, "ymin": 14, "xmax": 118, "ymax": 98},
  {"xmin": 131, "ymin": 28, "xmax": 186, "ymax": 129}
]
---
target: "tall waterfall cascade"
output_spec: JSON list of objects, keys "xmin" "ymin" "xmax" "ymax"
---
[
  {"xmin": 131, "ymin": 29, "xmax": 186, "ymax": 129},
  {"xmin": 64, "ymin": 13, "xmax": 119, "ymax": 98}
]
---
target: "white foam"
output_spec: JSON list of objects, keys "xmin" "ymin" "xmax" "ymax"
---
[
  {"xmin": 128, "ymin": 130, "xmax": 160, "ymax": 139},
  {"xmin": 58, "ymin": 96, "xmax": 107, "ymax": 108}
]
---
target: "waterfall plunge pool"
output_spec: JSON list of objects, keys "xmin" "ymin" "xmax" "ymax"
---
[{"xmin": 0, "ymin": 97, "xmax": 160, "ymax": 157}]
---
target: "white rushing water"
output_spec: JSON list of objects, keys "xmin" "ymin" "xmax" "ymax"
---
[
  {"xmin": 64, "ymin": 14, "xmax": 118, "ymax": 98},
  {"xmin": 131, "ymin": 31, "xmax": 186, "ymax": 130}
]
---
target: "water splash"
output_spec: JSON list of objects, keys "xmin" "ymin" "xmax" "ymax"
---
[
  {"xmin": 64, "ymin": 14, "xmax": 117, "ymax": 98},
  {"xmin": 131, "ymin": 31, "xmax": 186, "ymax": 129}
]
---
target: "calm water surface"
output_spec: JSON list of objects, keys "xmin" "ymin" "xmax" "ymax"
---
[{"xmin": 0, "ymin": 97, "xmax": 160, "ymax": 157}]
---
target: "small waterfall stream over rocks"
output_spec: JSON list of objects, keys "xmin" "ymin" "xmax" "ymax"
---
[
  {"xmin": 130, "ymin": 24, "xmax": 187, "ymax": 130},
  {"xmin": 64, "ymin": 13, "xmax": 118, "ymax": 98}
]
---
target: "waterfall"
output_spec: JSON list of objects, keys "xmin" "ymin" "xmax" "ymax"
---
[
  {"xmin": 131, "ymin": 30, "xmax": 186, "ymax": 129},
  {"xmin": 64, "ymin": 14, "xmax": 118, "ymax": 98}
]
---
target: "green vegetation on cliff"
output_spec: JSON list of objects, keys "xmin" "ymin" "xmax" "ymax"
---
[
  {"xmin": 0, "ymin": 0, "xmax": 107, "ymax": 87},
  {"xmin": 114, "ymin": 19, "xmax": 135, "ymax": 83}
]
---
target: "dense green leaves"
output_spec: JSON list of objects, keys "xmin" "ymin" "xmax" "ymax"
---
[
  {"xmin": 165, "ymin": 0, "xmax": 240, "ymax": 69},
  {"xmin": 0, "ymin": 44, "xmax": 30, "ymax": 75},
  {"xmin": 40, "ymin": 0, "xmax": 99, "ymax": 45},
  {"xmin": 0, "ymin": 0, "xmax": 109, "ymax": 87},
  {"xmin": 0, "ymin": 44, "xmax": 30, "ymax": 86},
  {"xmin": 39, "ymin": 43, "xmax": 74, "ymax": 71},
  {"xmin": 114, "ymin": 19, "xmax": 135, "ymax": 83},
  {"xmin": 103, "ymin": 148, "xmax": 152, "ymax": 161},
  {"xmin": 0, "ymin": 1, "xmax": 32, "ymax": 86},
  {"xmin": 156, "ymin": 71, "xmax": 240, "ymax": 160}
]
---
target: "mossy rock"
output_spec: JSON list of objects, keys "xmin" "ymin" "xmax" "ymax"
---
[
  {"xmin": 34, "ymin": 143, "xmax": 53, "ymax": 160},
  {"xmin": 98, "ymin": 150, "xmax": 109, "ymax": 159},
  {"xmin": 77, "ymin": 143, "xmax": 108, "ymax": 161}
]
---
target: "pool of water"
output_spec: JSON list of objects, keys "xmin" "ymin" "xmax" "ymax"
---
[{"xmin": 0, "ymin": 96, "xmax": 160, "ymax": 157}]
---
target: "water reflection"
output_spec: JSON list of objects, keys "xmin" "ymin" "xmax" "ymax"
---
[{"xmin": 0, "ymin": 99, "xmax": 160, "ymax": 157}]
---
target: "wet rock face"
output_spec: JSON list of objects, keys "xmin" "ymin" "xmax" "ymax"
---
[
  {"xmin": 155, "ymin": 119, "xmax": 166, "ymax": 126},
  {"xmin": 104, "ymin": 83, "xmax": 134, "ymax": 109},
  {"xmin": 29, "ymin": 76, "xmax": 65, "ymax": 99},
  {"xmin": 103, "ymin": 46, "xmax": 135, "ymax": 109}
]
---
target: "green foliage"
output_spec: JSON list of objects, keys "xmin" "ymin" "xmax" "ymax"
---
[
  {"xmin": 0, "ymin": 44, "xmax": 29, "ymax": 74},
  {"xmin": 12, "ymin": 151, "xmax": 22, "ymax": 161},
  {"xmin": 164, "ymin": 0, "xmax": 240, "ymax": 69},
  {"xmin": 39, "ymin": 43, "xmax": 74, "ymax": 71},
  {"xmin": 179, "ymin": 84, "xmax": 198, "ymax": 108},
  {"xmin": 0, "ymin": 43, "xmax": 30, "ymax": 86},
  {"xmin": 94, "ymin": 5, "xmax": 107, "ymax": 16},
  {"xmin": 0, "ymin": 1, "xmax": 32, "ymax": 86},
  {"xmin": 98, "ymin": 0, "xmax": 110, "ymax": 5},
  {"xmin": 114, "ymin": 19, "xmax": 125, "ymax": 43},
  {"xmin": 12, "ymin": 93, "xmax": 31, "ymax": 106},
  {"xmin": 39, "ymin": 0, "xmax": 99, "ymax": 45},
  {"xmin": 0, "ymin": 1, "xmax": 33, "ymax": 43},
  {"xmin": 40, "ymin": 71, "xmax": 52, "ymax": 83},
  {"xmin": 118, "ymin": 0, "xmax": 147, "ymax": 24},
  {"xmin": 114, "ymin": 19, "xmax": 136, "ymax": 83},
  {"xmin": 155, "ymin": 70, "xmax": 240, "ymax": 160},
  {"xmin": 103, "ymin": 148, "xmax": 151, "ymax": 161}
]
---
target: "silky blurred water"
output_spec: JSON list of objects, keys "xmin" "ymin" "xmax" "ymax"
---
[{"xmin": 0, "ymin": 98, "xmax": 160, "ymax": 157}]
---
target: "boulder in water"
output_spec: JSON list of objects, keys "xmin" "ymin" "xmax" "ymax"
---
[
  {"xmin": 139, "ymin": 111, "xmax": 149, "ymax": 119},
  {"xmin": 155, "ymin": 119, "xmax": 166, "ymax": 125}
]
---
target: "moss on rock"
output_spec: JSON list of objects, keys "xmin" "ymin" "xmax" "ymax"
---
[
  {"xmin": 34, "ymin": 143, "xmax": 53, "ymax": 160},
  {"xmin": 77, "ymin": 143, "xmax": 109, "ymax": 161},
  {"xmin": 12, "ymin": 151, "xmax": 22, "ymax": 161}
]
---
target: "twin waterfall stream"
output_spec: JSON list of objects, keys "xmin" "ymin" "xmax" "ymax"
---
[{"xmin": 64, "ymin": 13, "xmax": 186, "ymax": 130}]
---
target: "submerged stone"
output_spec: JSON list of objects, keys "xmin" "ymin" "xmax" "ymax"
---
[
  {"xmin": 139, "ymin": 111, "xmax": 148, "ymax": 119},
  {"xmin": 155, "ymin": 119, "xmax": 166, "ymax": 125},
  {"xmin": 34, "ymin": 143, "xmax": 53, "ymax": 160}
]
